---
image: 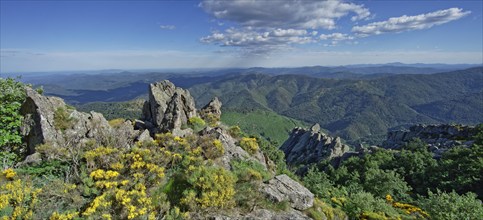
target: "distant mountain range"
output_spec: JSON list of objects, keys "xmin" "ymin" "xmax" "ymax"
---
[
  {"xmin": 189, "ymin": 67, "xmax": 483, "ymax": 143},
  {"xmin": 7, "ymin": 65, "xmax": 483, "ymax": 143}
]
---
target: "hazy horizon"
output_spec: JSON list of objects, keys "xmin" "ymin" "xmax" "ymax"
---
[{"xmin": 1, "ymin": 0, "xmax": 482, "ymax": 72}]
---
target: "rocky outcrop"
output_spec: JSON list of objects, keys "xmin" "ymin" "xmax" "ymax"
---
[
  {"xmin": 382, "ymin": 124, "xmax": 477, "ymax": 157},
  {"xmin": 142, "ymin": 81, "xmax": 197, "ymax": 136},
  {"xmin": 20, "ymin": 87, "xmax": 138, "ymax": 155},
  {"xmin": 261, "ymin": 174, "xmax": 314, "ymax": 210},
  {"xmin": 18, "ymin": 81, "xmax": 317, "ymax": 219},
  {"xmin": 280, "ymin": 124, "xmax": 350, "ymax": 166},
  {"xmin": 200, "ymin": 127, "xmax": 267, "ymax": 170},
  {"xmin": 199, "ymin": 97, "xmax": 222, "ymax": 120},
  {"xmin": 208, "ymin": 208, "xmax": 311, "ymax": 220}
]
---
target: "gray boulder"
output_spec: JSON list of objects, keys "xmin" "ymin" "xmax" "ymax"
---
[
  {"xmin": 20, "ymin": 87, "xmax": 67, "ymax": 154},
  {"xmin": 261, "ymin": 174, "xmax": 314, "ymax": 210},
  {"xmin": 206, "ymin": 208, "xmax": 311, "ymax": 220},
  {"xmin": 137, "ymin": 129, "xmax": 154, "ymax": 143},
  {"xmin": 280, "ymin": 124, "xmax": 350, "ymax": 166},
  {"xmin": 244, "ymin": 208, "xmax": 311, "ymax": 220},
  {"xmin": 20, "ymin": 87, "xmax": 136, "ymax": 154},
  {"xmin": 142, "ymin": 80, "xmax": 197, "ymax": 136}
]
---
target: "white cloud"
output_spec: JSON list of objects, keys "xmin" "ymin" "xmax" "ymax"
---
[
  {"xmin": 200, "ymin": 0, "xmax": 370, "ymax": 30},
  {"xmin": 199, "ymin": 0, "xmax": 370, "ymax": 54},
  {"xmin": 320, "ymin": 33, "xmax": 354, "ymax": 41},
  {"xmin": 201, "ymin": 27, "xmax": 315, "ymax": 55},
  {"xmin": 272, "ymin": 28, "xmax": 308, "ymax": 37},
  {"xmin": 160, "ymin": 25, "xmax": 176, "ymax": 30},
  {"xmin": 352, "ymin": 8, "xmax": 471, "ymax": 36}
]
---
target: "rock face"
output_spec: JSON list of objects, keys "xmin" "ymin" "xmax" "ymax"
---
[
  {"xmin": 208, "ymin": 208, "xmax": 311, "ymax": 220},
  {"xmin": 142, "ymin": 80, "xmax": 197, "ymax": 135},
  {"xmin": 262, "ymin": 174, "xmax": 314, "ymax": 210},
  {"xmin": 20, "ymin": 87, "xmax": 138, "ymax": 155},
  {"xmin": 199, "ymin": 97, "xmax": 222, "ymax": 120},
  {"xmin": 382, "ymin": 124, "xmax": 477, "ymax": 157},
  {"xmin": 200, "ymin": 127, "xmax": 267, "ymax": 170},
  {"xmin": 280, "ymin": 124, "xmax": 350, "ymax": 166}
]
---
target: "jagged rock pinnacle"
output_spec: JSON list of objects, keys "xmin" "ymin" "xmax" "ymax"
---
[
  {"xmin": 142, "ymin": 80, "xmax": 197, "ymax": 135},
  {"xmin": 310, "ymin": 123, "xmax": 320, "ymax": 133},
  {"xmin": 280, "ymin": 124, "xmax": 349, "ymax": 166}
]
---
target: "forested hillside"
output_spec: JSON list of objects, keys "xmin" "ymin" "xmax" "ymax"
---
[{"xmin": 190, "ymin": 67, "xmax": 483, "ymax": 143}]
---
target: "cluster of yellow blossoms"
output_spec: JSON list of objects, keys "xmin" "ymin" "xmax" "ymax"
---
[
  {"xmin": 386, "ymin": 194, "xmax": 429, "ymax": 218},
  {"xmin": 0, "ymin": 178, "xmax": 41, "ymax": 219},
  {"xmin": 2, "ymin": 168, "xmax": 16, "ymax": 179},
  {"xmin": 240, "ymin": 137, "xmax": 259, "ymax": 154}
]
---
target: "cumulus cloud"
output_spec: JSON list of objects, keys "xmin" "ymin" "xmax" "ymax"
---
[
  {"xmin": 199, "ymin": 0, "xmax": 370, "ymax": 54},
  {"xmin": 352, "ymin": 8, "xmax": 471, "ymax": 36},
  {"xmin": 201, "ymin": 28, "xmax": 314, "ymax": 46},
  {"xmin": 200, "ymin": 0, "xmax": 370, "ymax": 30},
  {"xmin": 319, "ymin": 33, "xmax": 354, "ymax": 41},
  {"xmin": 160, "ymin": 25, "xmax": 176, "ymax": 30}
]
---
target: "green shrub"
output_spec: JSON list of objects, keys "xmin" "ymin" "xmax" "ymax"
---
[
  {"xmin": 417, "ymin": 190, "xmax": 483, "ymax": 220},
  {"xmin": 231, "ymin": 159, "xmax": 271, "ymax": 182},
  {"xmin": 228, "ymin": 125, "xmax": 242, "ymax": 138},
  {"xmin": 341, "ymin": 191, "xmax": 400, "ymax": 219},
  {"xmin": 256, "ymin": 137, "xmax": 290, "ymax": 175},
  {"xmin": 53, "ymin": 107, "xmax": 75, "ymax": 131},
  {"xmin": 16, "ymin": 160, "xmax": 69, "ymax": 179},
  {"xmin": 303, "ymin": 167, "xmax": 337, "ymax": 201},
  {"xmin": 32, "ymin": 179, "xmax": 85, "ymax": 219},
  {"xmin": 305, "ymin": 198, "xmax": 346, "ymax": 220},
  {"xmin": 0, "ymin": 77, "xmax": 26, "ymax": 154},
  {"xmin": 187, "ymin": 117, "xmax": 206, "ymax": 132},
  {"xmin": 363, "ymin": 168, "xmax": 412, "ymax": 201}
]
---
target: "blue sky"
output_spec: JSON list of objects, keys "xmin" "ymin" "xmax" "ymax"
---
[{"xmin": 1, "ymin": 0, "xmax": 482, "ymax": 72}]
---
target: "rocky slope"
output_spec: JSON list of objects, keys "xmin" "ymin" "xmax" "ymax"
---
[
  {"xmin": 280, "ymin": 123, "xmax": 350, "ymax": 166},
  {"xmin": 382, "ymin": 124, "xmax": 477, "ymax": 157},
  {"xmin": 18, "ymin": 80, "xmax": 318, "ymax": 219}
]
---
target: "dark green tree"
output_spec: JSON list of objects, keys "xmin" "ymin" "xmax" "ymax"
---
[{"xmin": 0, "ymin": 77, "xmax": 27, "ymax": 166}]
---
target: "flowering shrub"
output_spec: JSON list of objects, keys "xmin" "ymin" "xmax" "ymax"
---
[
  {"xmin": 204, "ymin": 113, "xmax": 220, "ymax": 127},
  {"xmin": 2, "ymin": 168, "xmax": 16, "ymax": 180},
  {"xmin": 0, "ymin": 179, "xmax": 41, "ymax": 219},
  {"xmin": 386, "ymin": 194, "xmax": 429, "ymax": 218},
  {"xmin": 108, "ymin": 118, "xmax": 125, "ymax": 128},
  {"xmin": 183, "ymin": 165, "xmax": 237, "ymax": 209},
  {"xmin": 239, "ymin": 137, "xmax": 259, "ymax": 154}
]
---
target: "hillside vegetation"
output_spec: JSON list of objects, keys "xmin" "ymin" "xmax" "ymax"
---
[
  {"xmin": 190, "ymin": 67, "xmax": 483, "ymax": 143},
  {"xmin": 76, "ymin": 99, "xmax": 144, "ymax": 121},
  {"xmin": 1, "ymin": 77, "xmax": 482, "ymax": 219},
  {"xmin": 221, "ymin": 109, "xmax": 307, "ymax": 145}
]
